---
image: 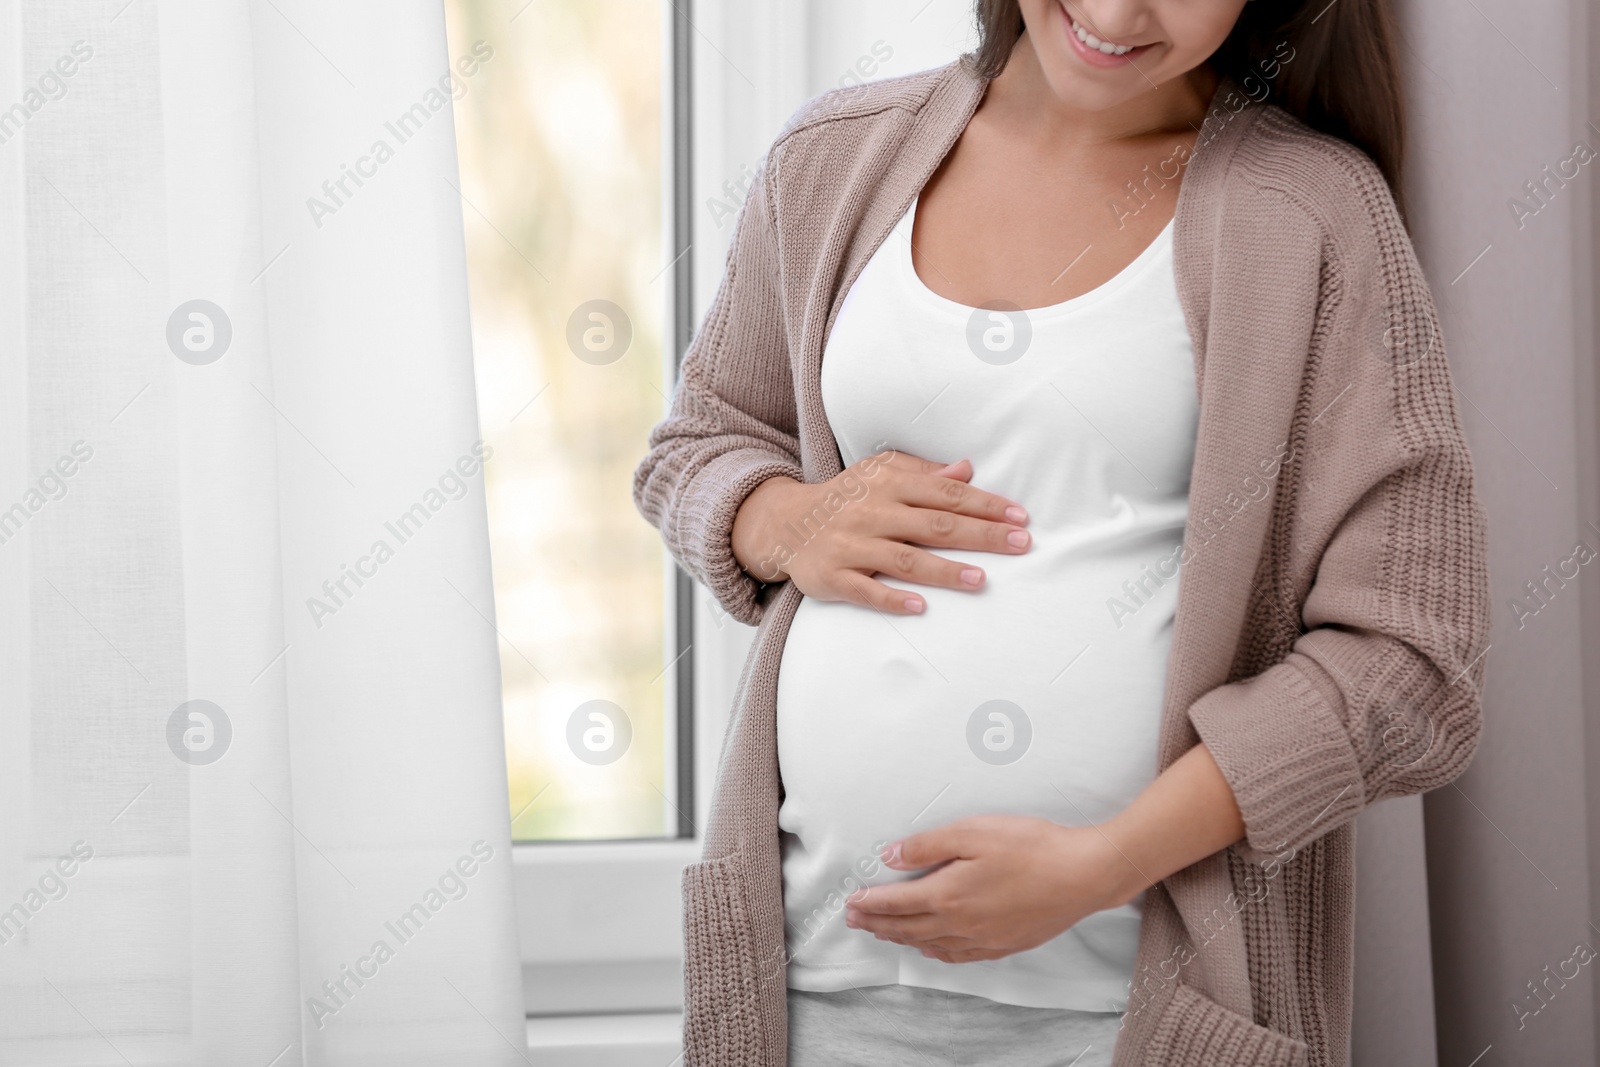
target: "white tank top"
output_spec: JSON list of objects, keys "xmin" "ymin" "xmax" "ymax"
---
[{"xmin": 775, "ymin": 195, "xmax": 1198, "ymax": 1012}]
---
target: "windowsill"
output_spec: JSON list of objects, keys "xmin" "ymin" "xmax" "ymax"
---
[{"xmin": 526, "ymin": 1012, "xmax": 681, "ymax": 1067}]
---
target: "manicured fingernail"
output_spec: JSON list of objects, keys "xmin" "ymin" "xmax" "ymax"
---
[
  {"xmin": 904, "ymin": 596, "xmax": 924, "ymax": 613},
  {"xmin": 1007, "ymin": 530, "xmax": 1030, "ymax": 548},
  {"xmin": 880, "ymin": 842, "xmax": 901, "ymax": 865},
  {"xmin": 960, "ymin": 568, "xmax": 983, "ymax": 586},
  {"xmin": 1005, "ymin": 506, "xmax": 1028, "ymax": 524}
]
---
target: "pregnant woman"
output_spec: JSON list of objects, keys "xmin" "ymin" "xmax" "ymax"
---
[{"xmin": 634, "ymin": 1, "xmax": 1490, "ymax": 1064}]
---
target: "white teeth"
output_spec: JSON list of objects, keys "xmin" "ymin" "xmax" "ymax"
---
[{"xmin": 1070, "ymin": 17, "xmax": 1136, "ymax": 55}]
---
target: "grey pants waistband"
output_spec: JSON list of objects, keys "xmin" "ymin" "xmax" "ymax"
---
[{"xmin": 787, "ymin": 983, "xmax": 1122, "ymax": 1067}]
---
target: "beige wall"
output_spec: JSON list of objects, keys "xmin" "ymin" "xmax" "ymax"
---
[{"xmin": 1395, "ymin": 0, "xmax": 1599, "ymax": 1062}]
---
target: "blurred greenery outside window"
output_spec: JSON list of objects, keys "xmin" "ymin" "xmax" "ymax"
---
[{"xmin": 444, "ymin": 0, "xmax": 673, "ymax": 841}]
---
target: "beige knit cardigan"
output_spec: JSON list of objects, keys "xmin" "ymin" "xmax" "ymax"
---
[{"xmin": 633, "ymin": 54, "xmax": 1490, "ymax": 1067}]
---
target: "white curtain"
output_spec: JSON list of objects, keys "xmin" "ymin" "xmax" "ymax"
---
[{"xmin": 0, "ymin": 1, "xmax": 524, "ymax": 1064}]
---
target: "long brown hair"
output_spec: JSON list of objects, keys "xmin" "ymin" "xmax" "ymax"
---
[{"xmin": 971, "ymin": 0, "xmax": 1409, "ymax": 222}]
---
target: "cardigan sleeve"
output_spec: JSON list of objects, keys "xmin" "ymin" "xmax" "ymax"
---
[
  {"xmin": 631, "ymin": 155, "xmax": 805, "ymax": 628},
  {"xmin": 1186, "ymin": 149, "xmax": 1492, "ymax": 866}
]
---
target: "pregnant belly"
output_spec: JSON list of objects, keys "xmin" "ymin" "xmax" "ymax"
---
[{"xmin": 775, "ymin": 545, "xmax": 1178, "ymax": 865}]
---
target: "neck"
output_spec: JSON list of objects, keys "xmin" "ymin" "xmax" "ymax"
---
[{"xmin": 981, "ymin": 30, "xmax": 1219, "ymax": 148}]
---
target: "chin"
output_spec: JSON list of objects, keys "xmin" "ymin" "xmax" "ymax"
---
[
  {"xmin": 1025, "ymin": 1, "xmax": 1171, "ymax": 110},
  {"xmin": 1035, "ymin": 50, "xmax": 1154, "ymax": 111},
  {"xmin": 1019, "ymin": 0, "xmax": 1246, "ymax": 116}
]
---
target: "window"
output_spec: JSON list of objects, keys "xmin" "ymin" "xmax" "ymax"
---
[
  {"xmin": 444, "ymin": 0, "xmax": 689, "ymax": 845},
  {"xmin": 440, "ymin": 0, "xmax": 956, "ymax": 1053},
  {"xmin": 443, "ymin": 0, "xmax": 697, "ymax": 1049}
]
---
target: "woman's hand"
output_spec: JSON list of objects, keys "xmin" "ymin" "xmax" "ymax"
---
[
  {"xmin": 729, "ymin": 451, "xmax": 1031, "ymax": 615},
  {"xmin": 841, "ymin": 815, "xmax": 1138, "ymax": 963},
  {"xmin": 843, "ymin": 744, "xmax": 1250, "ymax": 963}
]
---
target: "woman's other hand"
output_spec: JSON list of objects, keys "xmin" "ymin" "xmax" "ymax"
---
[
  {"xmin": 840, "ymin": 815, "xmax": 1136, "ymax": 963},
  {"xmin": 729, "ymin": 451, "xmax": 1031, "ymax": 615}
]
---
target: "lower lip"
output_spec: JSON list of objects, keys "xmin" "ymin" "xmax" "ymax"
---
[{"xmin": 1063, "ymin": 15, "xmax": 1152, "ymax": 68}]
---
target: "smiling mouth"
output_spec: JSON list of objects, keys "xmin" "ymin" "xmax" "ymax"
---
[{"xmin": 1068, "ymin": 15, "xmax": 1144, "ymax": 56}]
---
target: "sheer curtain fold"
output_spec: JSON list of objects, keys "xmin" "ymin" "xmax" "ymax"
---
[{"xmin": 0, "ymin": 2, "xmax": 524, "ymax": 1064}]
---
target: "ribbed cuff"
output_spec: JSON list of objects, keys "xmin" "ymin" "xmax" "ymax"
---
[
  {"xmin": 1186, "ymin": 658, "xmax": 1365, "ymax": 866},
  {"xmin": 678, "ymin": 448, "xmax": 804, "ymax": 628}
]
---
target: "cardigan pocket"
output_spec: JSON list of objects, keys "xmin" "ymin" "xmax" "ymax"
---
[
  {"xmin": 1143, "ymin": 982, "xmax": 1309, "ymax": 1067},
  {"xmin": 682, "ymin": 853, "xmax": 768, "ymax": 1065}
]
